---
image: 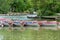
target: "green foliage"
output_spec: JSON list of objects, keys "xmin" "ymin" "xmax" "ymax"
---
[
  {"xmin": 0, "ymin": 0, "xmax": 60, "ymax": 16},
  {"xmin": 38, "ymin": 0, "xmax": 60, "ymax": 16},
  {"xmin": 0, "ymin": 0, "xmax": 13, "ymax": 14}
]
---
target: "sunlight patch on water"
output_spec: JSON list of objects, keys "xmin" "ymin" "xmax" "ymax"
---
[{"xmin": 0, "ymin": 35, "xmax": 3, "ymax": 40}]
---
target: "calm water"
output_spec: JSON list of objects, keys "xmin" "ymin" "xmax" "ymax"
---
[
  {"xmin": 0, "ymin": 16, "xmax": 31, "ymax": 20},
  {"xmin": 0, "ymin": 35, "xmax": 3, "ymax": 40}
]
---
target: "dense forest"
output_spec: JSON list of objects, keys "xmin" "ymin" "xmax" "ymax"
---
[{"xmin": 0, "ymin": 0, "xmax": 60, "ymax": 16}]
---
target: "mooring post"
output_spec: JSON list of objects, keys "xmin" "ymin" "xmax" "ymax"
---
[
  {"xmin": 1, "ymin": 24, "xmax": 4, "ymax": 29},
  {"xmin": 9, "ymin": 22, "xmax": 13, "ymax": 30},
  {"xmin": 20, "ymin": 21, "xmax": 25, "ymax": 31}
]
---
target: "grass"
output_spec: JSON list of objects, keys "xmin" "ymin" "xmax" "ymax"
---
[{"xmin": 0, "ymin": 29, "xmax": 60, "ymax": 40}]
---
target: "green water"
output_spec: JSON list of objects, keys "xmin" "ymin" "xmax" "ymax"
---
[{"xmin": 0, "ymin": 29, "xmax": 59, "ymax": 40}]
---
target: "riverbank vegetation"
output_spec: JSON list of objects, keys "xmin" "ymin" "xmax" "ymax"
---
[{"xmin": 0, "ymin": 0, "xmax": 60, "ymax": 16}]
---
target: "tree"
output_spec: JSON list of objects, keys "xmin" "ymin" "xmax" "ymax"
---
[
  {"xmin": 0, "ymin": 0, "xmax": 13, "ymax": 14},
  {"xmin": 0, "ymin": 0, "xmax": 60, "ymax": 14},
  {"xmin": 38, "ymin": 0, "xmax": 60, "ymax": 16},
  {"xmin": 10, "ymin": 0, "xmax": 32, "ymax": 12}
]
